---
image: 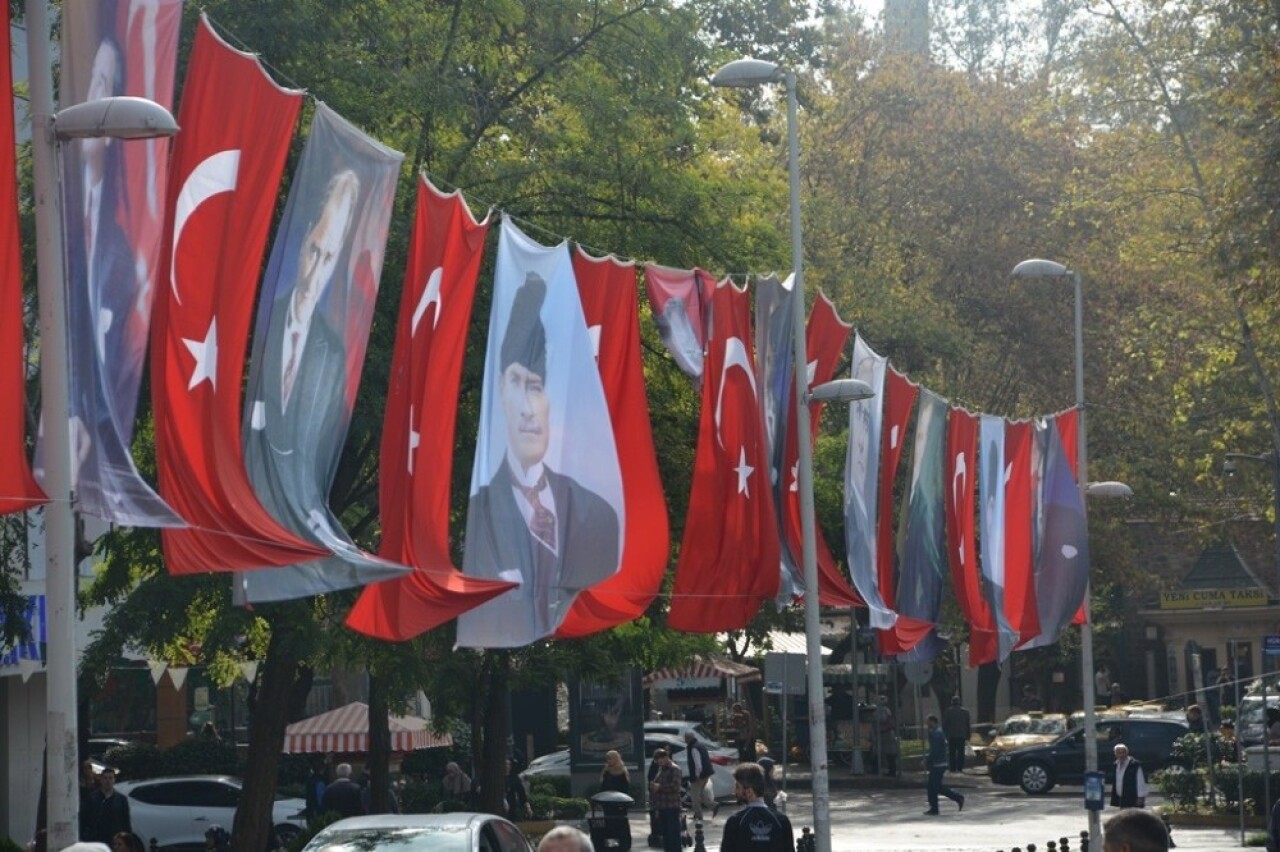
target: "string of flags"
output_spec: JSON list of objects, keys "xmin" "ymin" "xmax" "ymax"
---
[{"xmin": 0, "ymin": 3, "xmax": 1093, "ymax": 669}]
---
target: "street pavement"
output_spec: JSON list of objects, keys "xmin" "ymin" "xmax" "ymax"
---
[{"xmin": 619, "ymin": 772, "xmax": 1248, "ymax": 851}]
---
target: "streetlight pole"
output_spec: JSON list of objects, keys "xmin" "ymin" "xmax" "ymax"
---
[
  {"xmin": 711, "ymin": 59, "xmax": 873, "ymax": 852},
  {"xmin": 1011, "ymin": 258, "xmax": 1101, "ymax": 850},
  {"xmin": 1224, "ymin": 451, "xmax": 1280, "ymax": 600},
  {"xmin": 25, "ymin": 1, "xmax": 178, "ymax": 844}
]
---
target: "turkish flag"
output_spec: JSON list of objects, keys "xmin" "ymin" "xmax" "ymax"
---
[
  {"xmin": 668, "ymin": 279, "xmax": 780, "ymax": 632},
  {"xmin": 779, "ymin": 292, "xmax": 860, "ymax": 606},
  {"xmin": 346, "ymin": 179, "xmax": 515, "ymax": 639},
  {"xmin": 152, "ymin": 17, "xmax": 324, "ymax": 573},
  {"xmin": 1004, "ymin": 419, "xmax": 1041, "ymax": 646},
  {"xmin": 945, "ymin": 407, "xmax": 998, "ymax": 666},
  {"xmin": 644, "ymin": 264, "xmax": 715, "ymax": 378},
  {"xmin": 875, "ymin": 368, "xmax": 937, "ymax": 655},
  {"xmin": 554, "ymin": 247, "xmax": 669, "ymax": 637},
  {"xmin": 0, "ymin": 0, "xmax": 46, "ymax": 515},
  {"xmin": 1053, "ymin": 408, "xmax": 1088, "ymax": 626}
]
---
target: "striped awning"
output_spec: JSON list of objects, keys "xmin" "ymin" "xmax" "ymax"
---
[
  {"xmin": 643, "ymin": 657, "xmax": 761, "ymax": 687},
  {"xmin": 283, "ymin": 702, "xmax": 453, "ymax": 754}
]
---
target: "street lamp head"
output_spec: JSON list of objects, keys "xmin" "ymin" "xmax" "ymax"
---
[
  {"xmin": 808, "ymin": 378, "xmax": 875, "ymax": 404},
  {"xmin": 54, "ymin": 96, "xmax": 179, "ymax": 141},
  {"xmin": 711, "ymin": 58, "xmax": 784, "ymax": 88},
  {"xmin": 1011, "ymin": 258, "xmax": 1072, "ymax": 279},
  {"xmin": 1085, "ymin": 480, "xmax": 1133, "ymax": 499}
]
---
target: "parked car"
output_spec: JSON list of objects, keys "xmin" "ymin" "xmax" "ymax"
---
[
  {"xmin": 87, "ymin": 737, "xmax": 136, "ymax": 763},
  {"xmin": 642, "ymin": 721, "xmax": 731, "ymax": 754},
  {"xmin": 115, "ymin": 775, "xmax": 307, "ymax": 849},
  {"xmin": 302, "ymin": 813, "xmax": 533, "ymax": 852},
  {"xmin": 521, "ymin": 732, "xmax": 736, "ymax": 800},
  {"xmin": 982, "ymin": 713, "xmax": 1067, "ymax": 765},
  {"xmin": 990, "ymin": 717, "xmax": 1190, "ymax": 794}
]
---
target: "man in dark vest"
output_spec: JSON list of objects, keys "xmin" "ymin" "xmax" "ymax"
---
[
  {"xmin": 1111, "ymin": 743, "xmax": 1147, "ymax": 808},
  {"xmin": 684, "ymin": 730, "xmax": 715, "ymax": 823}
]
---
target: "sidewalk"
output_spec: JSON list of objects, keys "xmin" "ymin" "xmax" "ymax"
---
[{"xmin": 775, "ymin": 760, "xmax": 986, "ymax": 790}]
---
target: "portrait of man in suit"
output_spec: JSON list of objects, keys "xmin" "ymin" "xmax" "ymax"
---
[
  {"xmin": 246, "ymin": 169, "xmax": 361, "ymax": 521},
  {"xmin": 462, "ymin": 272, "xmax": 621, "ymax": 643}
]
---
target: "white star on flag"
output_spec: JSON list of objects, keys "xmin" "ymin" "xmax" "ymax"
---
[
  {"xmin": 407, "ymin": 404, "xmax": 421, "ymax": 474},
  {"xmin": 183, "ymin": 317, "xmax": 218, "ymax": 391},
  {"xmin": 806, "ymin": 358, "xmax": 818, "ymax": 388},
  {"xmin": 735, "ymin": 446, "xmax": 754, "ymax": 496}
]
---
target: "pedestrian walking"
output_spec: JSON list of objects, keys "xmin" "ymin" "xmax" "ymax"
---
[
  {"xmin": 1110, "ymin": 744, "xmax": 1147, "ymax": 808},
  {"xmin": 730, "ymin": 702, "xmax": 757, "ymax": 763},
  {"xmin": 923, "ymin": 715, "xmax": 964, "ymax": 815},
  {"xmin": 649, "ymin": 748, "xmax": 685, "ymax": 852},
  {"xmin": 319, "ymin": 763, "xmax": 365, "ymax": 818},
  {"xmin": 503, "ymin": 758, "xmax": 532, "ymax": 822},
  {"xmin": 89, "ymin": 767, "xmax": 132, "ymax": 844},
  {"xmin": 684, "ymin": 730, "xmax": 715, "ymax": 823},
  {"xmin": 874, "ymin": 694, "xmax": 899, "ymax": 776},
  {"xmin": 720, "ymin": 763, "xmax": 794, "ymax": 852},
  {"xmin": 442, "ymin": 761, "xmax": 473, "ymax": 804},
  {"xmin": 942, "ymin": 696, "xmax": 971, "ymax": 773}
]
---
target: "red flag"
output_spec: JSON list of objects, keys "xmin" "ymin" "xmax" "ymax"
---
[
  {"xmin": 644, "ymin": 265, "xmax": 714, "ymax": 378},
  {"xmin": 668, "ymin": 279, "xmax": 780, "ymax": 631},
  {"xmin": 779, "ymin": 292, "xmax": 860, "ymax": 607},
  {"xmin": 945, "ymin": 407, "xmax": 998, "ymax": 666},
  {"xmin": 555, "ymin": 248, "xmax": 669, "ymax": 637},
  {"xmin": 1004, "ymin": 420, "xmax": 1041, "ymax": 646},
  {"xmin": 875, "ymin": 368, "xmax": 939, "ymax": 654},
  {"xmin": 1053, "ymin": 408, "xmax": 1087, "ymax": 626},
  {"xmin": 0, "ymin": 0, "xmax": 46, "ymax": 515},
  {"xmin": 346, "ymin": 180, "xmax": 514, "ymax": 639},
  {"xmin": 152, "ymin": 18, "xmax": 324, "ymax": 573}
]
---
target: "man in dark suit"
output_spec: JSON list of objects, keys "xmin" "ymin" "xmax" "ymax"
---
[
  {"xmin": 90, "ymin": 767, "xmax": 132, "ymax": 844},
  {"xmin": 463, "ymin": 272, "xmax": 620, "ymax": 643},
  {"xmin": 246, "ymin": 169, "xmax": 360, "ymax": 523}
]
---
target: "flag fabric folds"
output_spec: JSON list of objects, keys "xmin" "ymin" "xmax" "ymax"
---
[
  {"xmin": 876, "ymin": 368, "xmax": 919, "ymax": 619},
  {"xmin": 780, "ymin": 291, "xmax": 859, "ymax": 607},
  {"xmin": 886, "ymin": 389, "xmax": 949, "ymax": 661},
  {"xmin": 945, "ymin": 407, "xmax": 999, "ymax": 665},
  {"xmin": 644, "ymin": 264, "xmax": 713, "ymax": 379},
  {"xmin": 754, "ymin": 274, "xmax": 798, "ymax": 602},
  {"xmin": 554, "ymin": 247, "xmax": 668, "ymax": 638},
  {"xmin": 345, "ymin": 179, "xmax": 515, "ymax": 640},
  {"xmin": 56, "ymin": 0, "xmax": 184, "ymax": 525},
  {"xmin": 153, "ymin": 16, "xmax": 324, "ymax": 574},
  {"xmin": 1020, "ymin": 417, "xmax": 1091, "ymax": 650},
  {"xmin": 1003, "ymin": 419, "xmax": 1041, "ymax": 648},
  {"xmin": 0, "ymin": 0, "xmax": 46, "ymax": 515},
  {"xmin": 239, "ymin": 104, "xmax": 408, "ymax": 602},
  {"xmin": 979, "ymin": 414, "xmax": 1019, "ymax": 661},
  {"xmin": 668, "ymin": 278, "xmax": 780, "ymax": 632},
  {"xmin": 845, "ymin": 335, "xmax": 894, "ymax": 629},
  {"xmin": 457, "ymin": 219, "xmax": 624, "ymax": 648}
]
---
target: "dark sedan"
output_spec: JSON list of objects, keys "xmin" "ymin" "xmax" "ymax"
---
[{"xmin": 990, "ymin": 717, "xmax": 1189, "ymax": 794}]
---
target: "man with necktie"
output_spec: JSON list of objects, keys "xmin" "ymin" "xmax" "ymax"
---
[{"xmin": 463, "ymin": 272, "xmax": 620, "ymax": 642}]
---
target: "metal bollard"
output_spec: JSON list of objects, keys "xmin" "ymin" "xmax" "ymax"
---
[
  {"xmin": 693, "ymin": 813, "xmax": 706, "ymax": 852},
  {"xmin": 1080, "ymin": 829, "xmax": 1090, "ymax": 852},
  {"xmin": 1047, "ymin": 842, "xmax": 1057, "ymax": 852},
  {"xmin": 797, "ymin": 826, "xmax": 815, "ymax": 852},
  {"xmin": 1060, "ymin": 836, "xmax": 1072, "ymax": 852},
  {"xmin": 149, "ymin": 839, "xmax": 159, "ymax": 852}
]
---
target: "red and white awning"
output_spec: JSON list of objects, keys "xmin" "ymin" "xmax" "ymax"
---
[
  {"xmin": 643, "ymin": 657, "xmax": 761, "ymax": 687},
  {"xmin": 283, "ymin": 701, "xmax": 453, "ymax": 754}
]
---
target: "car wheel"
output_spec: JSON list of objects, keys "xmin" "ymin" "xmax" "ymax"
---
[{"xmin": 1018, "ymin": 761, "xmax": 1055, "ymax": 795}]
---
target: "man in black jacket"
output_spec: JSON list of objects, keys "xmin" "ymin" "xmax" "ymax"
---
[
  {"xmin": 90, "ymin": 767, "xmax": 132, "ymax": 844},
  {"xmin": 320, "ymin": 763, "xmax": 365, "ymax": 818},
  {"xmin": 941, "ymin": 696, "xmax": 971, "ymax": 772},
  {"xmin": 720, "ymin": 763, "xmax": 793, "ymax": 852},
  {"xmin": 1111, "ymin": 744, "xmax": 1147, "ymax": 808}
]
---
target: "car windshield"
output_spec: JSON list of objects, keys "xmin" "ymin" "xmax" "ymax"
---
[
  {"xmin": 1000, "ymin": 718, "xmax": 1034, "ymax": 735},
  {"xmin": 1029, "ymin": 718, "xmax": 1065, "ymax": 735},
  {"xmin": 307, "ymin": 826, "xmax": 467, "ymax": 851}
]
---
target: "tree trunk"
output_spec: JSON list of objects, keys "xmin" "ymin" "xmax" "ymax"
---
[
  {"xmin": 367, "ymin": 674, "xmax": 391, "ymax": 813},
  {"xmin": 231, "ymin": 624, "xmax": 297, "ymax": 849},
  {"xmin": 478, "ymin": 653, "xmax": 510, "ymax": 816}
]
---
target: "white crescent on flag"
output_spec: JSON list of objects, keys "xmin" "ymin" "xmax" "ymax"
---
[
  {"xmin": 953, "ymin": 450, "xmax": 967, "ymax": 563},
  {"xmin": 169, "ymin": 149, "xmax": 241, "ymax": 303},
  {"xmin": 412, "ymin": 266, "xmax": 444, "ymax": 334},
  {"xmin": 715, "ymin": 337, "xmax": 757, "ymax": 449}
]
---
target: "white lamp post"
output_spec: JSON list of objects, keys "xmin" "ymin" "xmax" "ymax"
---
[
  {"xmin": 25, "ymin": 0, "xmax": 178, "ymax": 845},
  {"xmin": 1012, "ymin": 258, "xmax": 1110, "ymax": 850},
  {"xmin": 712, "ymin": 57, "xmax": 874, "ymax": 852}
]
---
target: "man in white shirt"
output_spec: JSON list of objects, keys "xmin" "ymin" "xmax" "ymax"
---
[{"xmin": 1110, "ymin": 743, "xmax": 1147, "ymax": 808}]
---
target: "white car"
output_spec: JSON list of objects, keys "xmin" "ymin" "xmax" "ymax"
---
[
  {"xmin": 115, "ymin": 774, "xmax": 307, "ymax": 849},
  {"xmin": 521, "ymin": 733, "xmax": 736, "ymax": 801}
]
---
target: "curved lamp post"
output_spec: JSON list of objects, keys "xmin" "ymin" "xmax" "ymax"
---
[
  {"xmin": 26, "ymin": 1, "xmax": 178, "ymax": 845},
  {"xmin": 712, "ymin": 57, "xmax": 875, "ymax": 852}
]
